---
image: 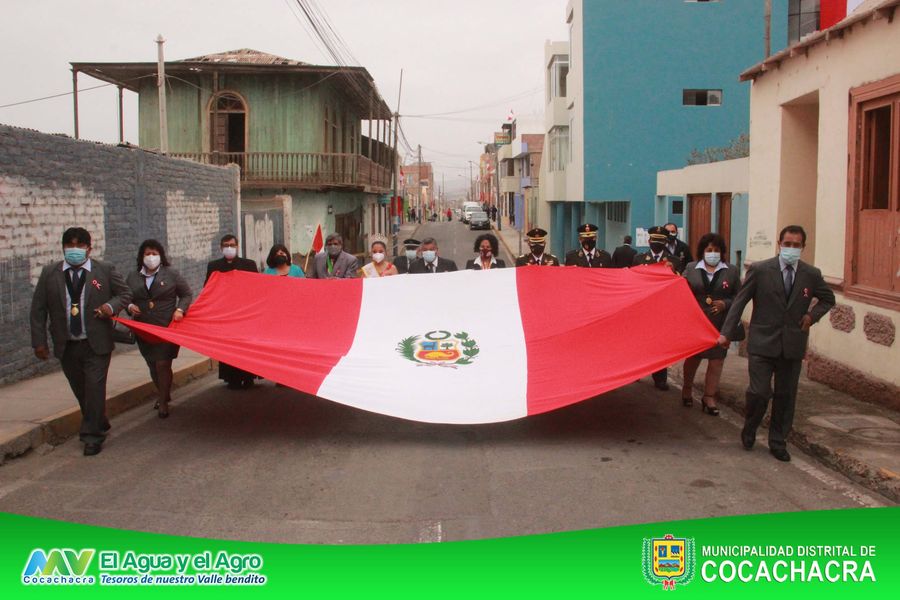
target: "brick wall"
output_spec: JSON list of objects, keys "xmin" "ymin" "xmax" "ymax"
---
[{"xmin": 0, "ymin": 124, "xmax": 239, "ymax": 384}]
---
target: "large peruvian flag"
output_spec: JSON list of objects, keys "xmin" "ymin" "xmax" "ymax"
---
[{"xmin": 121, "ymin": 266, "xmax": 719, "ymax": 424}]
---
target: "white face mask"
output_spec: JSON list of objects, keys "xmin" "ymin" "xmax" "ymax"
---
[
  {"xmin": 704, "ymin": 252, "xmax": 721, "ymax": 267},
  {"xmin": 422, "ymin": 250, "xmax": 437, "ymax": 263},
  {"xmin": 143, "ymin": 254, "xmax": 161, "ymax": 270},
  {"xmin": 222, "ymin": 247, "xmax": 238, "ymax": 260},
  {"xmin": 372, "ymin": 252, "xmax": 385, "ymax": 264},
  {"xmin": 405, "ymin": 249, "xmax": 417, "ymax": 261}
]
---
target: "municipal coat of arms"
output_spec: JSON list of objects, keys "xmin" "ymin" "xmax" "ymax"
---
[
  {"xmin": 641, "ymin": 534, "xmax": 695, "ymax": 590},
  {"xmin": 396, "ymin": 330, "xmax": 479, "ymax": 368}
]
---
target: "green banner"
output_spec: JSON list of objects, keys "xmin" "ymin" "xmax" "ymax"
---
[{"xmin": 2, "ymin": 508, "xmax": 897, "ymax": 598}]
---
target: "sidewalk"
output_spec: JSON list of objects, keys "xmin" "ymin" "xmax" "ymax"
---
[
  {"xmin": 670, "ymin": 352, "xmax": 900, "ymax": 503},
  {"xmin": 492, "ymin": 222, "xmax": 524, "ymax": 263},
  {"xmin": 0, "ymin": 348, "xmax": 213, "ymax": 463}
]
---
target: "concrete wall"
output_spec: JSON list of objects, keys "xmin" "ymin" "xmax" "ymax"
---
[
  {"xmin": 576, "ymin": 0, "xmax": 787, "ymax": 249},
  {"xmin": 0, "ymin": 124, "xmax": 239, "ymax": 384},
  {"xmin": 746, "ymin": 12, "xmax": 900, "ymax": 394}
]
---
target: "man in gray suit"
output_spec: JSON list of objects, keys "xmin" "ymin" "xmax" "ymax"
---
[
  {"xmin": 30, "ymin": 227, "xmax": 132, "ymax": 456},
  {"xmin": 307, "ymin": 232, "xmax": 359, "ymax": 279},
  {"xmin": 719, "ymin": 225, "xmax": 834, "ymax": 462}
]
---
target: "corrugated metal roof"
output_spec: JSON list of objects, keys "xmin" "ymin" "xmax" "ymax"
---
[
  {"xmin": 179, "ymin": 48, "xmax": 309, "ymax": 66},
  {"xmin": 740, "ymin": 0, "xmax": 900, "ymax": 81}
]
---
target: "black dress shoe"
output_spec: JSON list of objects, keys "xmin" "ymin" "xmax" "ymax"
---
[
  {"xmin": 741, "ymin": 430, "xmax": 755, "ymax": 450},
  {"xmin": 83, "ymin": 443, "xmax": 103, "ymax": 456},
  {"xmin": 770, "ymin": 448, "xmax": 791, "ymax": 462},
  {"xmin": 654, "ymin": 381, "xmax": 670, "ymax": 391}
]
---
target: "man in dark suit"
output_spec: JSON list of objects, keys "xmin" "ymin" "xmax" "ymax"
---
[
  {"xmin": 664, "ymin": 222, "xmax": 692, "ymax": 274},
  {"xmin": 565, "ymin": 223, "xmax": 612, "ymax": 268},
  {"xmin": 393, "ymin": 238, "xmax": 421, "ymax": 274},
  {"xmin": 515, "ymin": 228, "xmax": 561, "ymax": 267},
  {"xmin": 205, "ymin": 233, "xmax": 259, "ymax": 389},
  {"xmin": 30, "ymin": 227, "xmax": 132, "ymax": 456},
  {"xmin": 408, "ymin": 237, "xmax": 458, "ymax": 273},
  {"xmin": 611, "ymin": 235, "xmax": 637, "ymax": 268},
  {"xmin": 719, "ymin": 225, "xmax": 835, "ymax": 462},
  {"xmin": 307, "ymin": 233, "xmax": 360, "ymax": 279},
  {"xmin": 633, "ymin": 226, "xmax": 683, "ymax": 391}
]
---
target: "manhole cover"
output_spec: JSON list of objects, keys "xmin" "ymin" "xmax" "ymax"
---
[{"xmin": 848, "ymin": 427, "xmax": 900, "ymax": 444}]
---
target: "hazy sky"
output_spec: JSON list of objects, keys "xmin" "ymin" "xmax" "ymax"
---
[
  {"xmin": 1, "ymin": 0, "xmax": 568, "ymax": 193},
  {"xmin": 0, "ymin": 0, "xmax": 868, "ymax": 192}
]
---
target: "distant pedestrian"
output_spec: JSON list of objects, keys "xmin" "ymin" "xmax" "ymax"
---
[
  {"xmin": 515, "ymin": 228, "xmax": 560, "ymax": 266},
  {"xmin": 263, "ymin": 244, "xmax": 305, "ymax": 278},
  {"xmin": 565, "ymin": 223, "xmax": 612, "ymax": 268},
  {"xmin": 308, "ymin": 233, "xmax": 359, "ymax": 279},
  {"xmin": 680, "ymin": 233, "xmax": 741, "ymax": 416},
  {"xmin": 611, "ymin": 235, "xmax": 637, "ymax": 268},
  {"xmin": 408, "ymin": 238, "xmax": 458, "ymax": 273},
  {"xmin": 664, "ymin": 222, "xmax": 692, "ymax": 274},
  {"xmin": 633, "ymin": 226, "xmax": 683, "ymax": 391},
  {"xmin": 466, "ymin": 233, "xmax": 506, "ymax": 270},
  {"xmin": 125, "ymin": 239, "xmax": 193, "ymax": 419},
  {"xmin": 394, "ymin": 238, "xmax": 421, "ymax": 275},
  {"xmin": 446, "ymin": 208, "xmax": 452, "ymax": 221},
  {"xmin": 360, "ymin": 235, "xmax": 399, "ymax": 277},
  {"xmin": 490, "ymin": 206, "xmax": 498, "ymax": 222},
  {"xmin": 206, "ymin": 234, "xmax": 259, "ymax": 390},
  {"xmin": 720, "ymin": 225, "xmax": 835, "ymax": 462},
  {"xmin": 30, "ymin": 227, "xmax": 132, "ymax": 456}
]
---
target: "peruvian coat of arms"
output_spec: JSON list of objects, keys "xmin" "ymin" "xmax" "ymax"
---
[{"xmin": 396, "ymin": 330, "xmax": 480, "ymax": 367}]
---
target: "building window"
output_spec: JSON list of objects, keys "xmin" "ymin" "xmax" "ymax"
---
[
  {"xmin": 548, "ymin": 126, "xmax": 570, "ymax": 172},
  {"xmin": 547, "ymin": 55, "xmax": 569, "ymax": 102},
  {"xmin": 683, "ymin": 89, "xmax": 723, "ymax": 106},
  {"xmin": 789, "ymin": 0, "xmax": 820, "ymax": 44},
  {"xmin": 846, "ymin": 74, "xmax": 900, "ymax": 307},
  {"xmin": 672, "ymin": 199, "xmax": 684, "ymax": 215},
  {"xmin": 607, "ymin": 202, "xmax": 628, "ymax": 224}
]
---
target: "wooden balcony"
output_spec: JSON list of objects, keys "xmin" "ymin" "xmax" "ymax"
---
[{"xmin": 170, "ymin": 152, "xmax": 392, "ymax": 193}]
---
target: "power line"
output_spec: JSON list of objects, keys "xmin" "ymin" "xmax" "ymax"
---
[{"xmin": 403, "ymin": 85, "xmax": 541, "ymax": 118}]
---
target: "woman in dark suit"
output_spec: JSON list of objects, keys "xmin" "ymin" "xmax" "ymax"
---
[
  {"xmin": 465, "ymin": 234, "xmax": 506, "ymax": 270},
  {"xmin": 126, "ymin": 240, "xmax": 192, "ymax": 418},
  {"xmin": 681, "ymin": 233, "xmax": 741, "ymax": 416}
]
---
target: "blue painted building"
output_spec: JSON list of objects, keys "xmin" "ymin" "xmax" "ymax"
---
[{"xmin": 546, "ymin": 0, "xmax": 788, "ymax": 257}]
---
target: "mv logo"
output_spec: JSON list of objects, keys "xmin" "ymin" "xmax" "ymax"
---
[{"xmin": 22, "ymin": 548, "xmax": 95, "ymax": 579}]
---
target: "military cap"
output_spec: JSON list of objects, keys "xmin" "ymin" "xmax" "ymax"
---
[
  {"xmin": 577, "ymin": 223, "xmax": 599, "ymax": 239},
  {"xmin": 647, "ymin": 226, "xmax": 668, "ymax": 244},
  {"xmin": 526, "ymin": 228, "xmax": 548, "ymax": 244},
  {"xmin": 402, "ymin": 238, "xmax": 421, "ymax": 248}
]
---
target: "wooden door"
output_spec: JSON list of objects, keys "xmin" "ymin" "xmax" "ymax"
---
[
  {"xmin": 688, "ymin": 194, "xmax": 711, "ymax": 259},
  {"xmin": 717, "ymin": 193, "xmax": 732, "ymax": 260}
]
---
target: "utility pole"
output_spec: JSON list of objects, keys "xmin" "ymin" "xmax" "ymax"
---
[
  {"xmin": 418, "ymin": 144, "xmax": 424, "ymax": 223},
  {"xmin": 764, "ymin": 0, "xmax": 772, "ymax": 58},
  {"xmin": 391, "ymin": 69, "xmax": 403, "ymax": 256},
  {"xmin": 156, "ymin": 35, "xmax": 169, "ymax": 154}
]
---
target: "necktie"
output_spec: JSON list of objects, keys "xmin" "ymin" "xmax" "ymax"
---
[
  {"xmin": 427, "ymin": 263, "xmax": 435, "ymax": 273},
  {"xmin": 784, "ymin": 265, "xmax": 794, "ymax": 299},
  {"xmin": 69, "ymin": 269, "xmax": 84, "ymax": 337}
]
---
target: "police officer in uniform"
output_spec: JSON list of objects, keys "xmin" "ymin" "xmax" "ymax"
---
[
  {"xmin": 565, "ymin": 223, "xmax": 612, "ymax": 268},
  {"xmin": 515, "ymin": 228, "xmax": 560, "ymax": 267},
  {"xmin": 633, "ymin": 226, "xmax": 683, "ymax": 391},
  {"xmin": 393, "ymin": 238, "xmax": 421, "ymax": 274}
]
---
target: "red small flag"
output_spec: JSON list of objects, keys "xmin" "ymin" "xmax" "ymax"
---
[{"xmin": 311, "ymin": 224, "xmax": 324, "ymax": 254}]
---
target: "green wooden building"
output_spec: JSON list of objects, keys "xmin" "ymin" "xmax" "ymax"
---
[{"xmin": 72, "ymin": 48, "xmax": 396, "ymax": 266}]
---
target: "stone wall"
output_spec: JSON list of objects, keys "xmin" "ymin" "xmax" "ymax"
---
[{"xmin": 0, "ymin": 124, "xmax": 239, "ymax": 384}]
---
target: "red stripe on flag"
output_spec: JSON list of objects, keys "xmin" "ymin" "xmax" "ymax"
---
[
  {"xmin": 121, "ymin": 271, "xmax": 362, "ymax": 394},
  {"xmin": 517, "ymin": 265, "xmax": 720, "ymax": 416}
]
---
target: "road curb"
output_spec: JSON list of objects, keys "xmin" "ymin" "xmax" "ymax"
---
[
  {"xmin": 669, "ymin": 363, "xmax": 900, "ymax": 503},
  {"xmin": 492, "ymin": 224, "xmax": 516, "ymax": 263},
  {"xmin": 0, "ymin": 358, "xmax": 214, "ymax": 464}
]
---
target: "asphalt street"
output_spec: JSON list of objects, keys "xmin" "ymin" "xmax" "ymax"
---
[{"xmin": 0, "ymin": 221, "xmax": 888, "ymax": 544}]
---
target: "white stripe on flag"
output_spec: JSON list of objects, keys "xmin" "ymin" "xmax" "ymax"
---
[{"xmin": 317, "ymin": 268, "xmax": 528, "ymax": 423}]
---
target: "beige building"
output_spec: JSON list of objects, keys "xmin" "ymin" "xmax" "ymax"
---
[{"xmin": 740, "ymin": 0, "xmax": 900, "ymax": 408}]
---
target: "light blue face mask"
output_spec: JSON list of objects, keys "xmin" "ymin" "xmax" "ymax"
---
[
  {"xmin": 64, "ymin": 248, "xmax": 88, "ymax": 266},
  {"xmin": 405, "ymin": 249, "xmax": 418, "ymax": 261},
  {"xmin": 704, "ymin": 252, "xmax": 721, "ymax": 267},
  {"xmin": 422, "ymin": 250, "xmax": 437, "ymax": 263},
  {"xmin": 780, "ymin": 246, "xmax": 802, "ymax": 266}
]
